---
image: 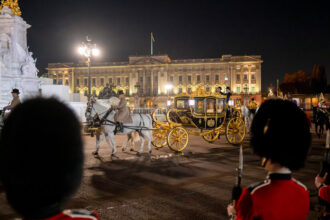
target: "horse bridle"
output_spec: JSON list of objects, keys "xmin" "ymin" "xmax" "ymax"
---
[{"xmin": 86, "ymin": 99, "xmax": 114, "ymax": 126}]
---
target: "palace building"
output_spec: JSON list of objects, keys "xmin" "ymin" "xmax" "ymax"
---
[{"xmin": 46, "ymin": 54, "xmax": 262, "ymax": 107}]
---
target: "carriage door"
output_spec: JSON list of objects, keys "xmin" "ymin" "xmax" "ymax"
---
[
  {"xmin": 216, "ymin": 98, "xmax": 225, "ymax": 127},
  {"xmin": 206, "ymin": 98, "xmax": 216, "ymax": 128}
]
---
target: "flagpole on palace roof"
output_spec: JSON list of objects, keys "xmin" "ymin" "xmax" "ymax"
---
[{"xmin": 151, "ymin": 32, "xmax": 155, "ymax": 56}]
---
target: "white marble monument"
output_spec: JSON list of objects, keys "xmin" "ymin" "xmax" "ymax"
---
[{"xmin": 0, "ymin": 3, "xmax": 40, "ymax": 107}]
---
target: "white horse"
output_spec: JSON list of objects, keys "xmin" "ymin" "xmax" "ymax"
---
[
  {"xmin": 241, "ymin": 105, "xmax": 258, "ymax": 132},
  {"xmin": 87, "ymin": 98, "xmax": 153, "ymax": 156}
]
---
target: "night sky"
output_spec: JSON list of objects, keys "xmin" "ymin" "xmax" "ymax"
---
[{"xmin": 19, "ymin": 0, "xmax": 329, "ymax": 91}]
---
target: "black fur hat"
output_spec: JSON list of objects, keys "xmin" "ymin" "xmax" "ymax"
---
[
  {"xmin": 118, "ymin": 90, "xmax": 124, "ymax": 95},
  {"xmin": 0, "ymin": 98, "xmax": 83, "ymax": 218},
  {"xmin": 250, "ymin": 99, "xmax": 311, "ymax": 170},
  {"xmin": 11, "ymin": 88, "xmax": 20, "ymax": 94}
]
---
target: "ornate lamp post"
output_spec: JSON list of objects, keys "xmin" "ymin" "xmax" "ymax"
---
[{"xmin": 78, "ymin": 36, "xmax": 100, "ymax": 100}]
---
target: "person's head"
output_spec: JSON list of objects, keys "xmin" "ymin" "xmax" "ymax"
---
[
  {"xmin": 0, "ymin": 98, "xmax": 83, "ymax": 218},
  {"xmin": 226, "ymin": 87, "xmax": 231, "ymax": 92},
  {"xmin": 251, "ymin": 98, "xmax": 255, "ymax": 102},
  {"xmin": 118, "ymin": 90, "xmax": 124, "ymax": 97},
  {"xmin": 250, "ymin": 99, "xmax": 311, "ymax": 171},
  {"xmin": 216, "ymin": 87, "xmax": 222, "ymax": 92},
  {"xmin": 11, "ymin": 89, "xmax": 20, "ymax": 97}
]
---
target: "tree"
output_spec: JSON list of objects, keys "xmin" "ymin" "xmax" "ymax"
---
[{"xmin": 280, "ymin": 70, "xmax": 312, "ymax": 94}]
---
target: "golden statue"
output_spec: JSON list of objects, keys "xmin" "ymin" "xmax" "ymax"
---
[{"xmin": 0, "ymin": 0, "xmax": 21, "ymax": 16}]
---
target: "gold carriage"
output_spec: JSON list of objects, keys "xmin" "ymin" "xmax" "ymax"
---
[{"xmin": 152, "ymin": 86, "xmax": 246, "ymax": 152}]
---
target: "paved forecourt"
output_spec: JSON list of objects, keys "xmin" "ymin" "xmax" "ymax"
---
[{"xmin": 0, "ymin": 132, "xmax": 324, "ymax": 219}]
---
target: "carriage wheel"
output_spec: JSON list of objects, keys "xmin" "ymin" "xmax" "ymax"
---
[
  {"xmin": 152, "ymin": 126, "xmax": 168, "ymax": 148},
  {"xmin": 203, "ymin": 130, "xmax": 220, "ymax": 143},
  {"xmin": 167, "ymin": 127, "xmax": 189, "ymax": 152},
  {"xmin": 226, "ymin": 117, "xmax": 245, "ymax": 145}
]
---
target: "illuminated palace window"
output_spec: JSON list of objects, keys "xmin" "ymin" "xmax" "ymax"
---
[
  {"xmin": 206, "ymin": 75, "xmax": 210, "ymax": 82},
  {"xmin": 236, "ymin": 87, "xmax": 240, "ymax": 93},
  {"xmin": 179, "ymin": 75, "xmax": 183, "ymax": 83},
  {"xmin": 84, "ymin": 79, "xmax": 88, "ymax": 86},
  {"xmin": 252, "ymin": 87, "xmax": 255, "ymax": 94},
  {"xmin": 76, "ymin": 79, "xmax": 79, "ymax": 86},
  {"xmin": 109, "ymin": 78, "xmax": 113, "ymax": 84},
  {"xmin": 188, "ymin": 88, "xmax": 192, "ymax": 94},
  {"xmin": 117, "ymin": 78, "xmax": 121, "ymax": 85},
  {"xmin": 251, "ymin": 74, "xmax": 255, "ymax": 80},
  {"xmin": 92, "ymin": 78, "xmax": 96, "ymax": 86},
  {"xmin": 216, "ymin": 75, "xmax": 219, "ymax": 82},
  {"xmin": 179, "ymin": 88, "xmax": 183, "ymax": 94},
  {"xmin": 224, "ymin": 74, "xmax": 228, "ymax": 81},
  {"xmin": 197, "ymin": 75, "xmax": 201, "ymax": 82},
  {"xmin": 236, "ymin": 74, "xmax": 240, "ymax": 82},
  {"xmin": 100, "ymin": 78, "xmax": 104, "ymax": 86},
  {"xmin": 188, "ymin": 75, "xmax": 192, "ymax": 83},
  {"xmin": 244, "ymin": 74, "xmax": 248, "ymax": 81}
]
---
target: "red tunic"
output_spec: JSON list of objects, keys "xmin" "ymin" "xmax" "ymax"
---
[
  {"xmin": 235, "ymin": 173, "xmax": 309, "ymax": 220},
  {"xmin": 319, "ymin": 184, "xmax": 330, "ymax": 203},
  {"xmin": 25, "ymin": 210, "xmax": 99, "ymax": 220}
]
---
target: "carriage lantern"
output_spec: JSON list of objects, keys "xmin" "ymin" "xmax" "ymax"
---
[{"xmin": 189, "ymin": 99, "xmax": 195, "ymax": 106}]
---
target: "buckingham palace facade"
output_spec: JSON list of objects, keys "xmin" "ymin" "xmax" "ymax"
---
[{"xmin": 46, "ymin": 54, "xmax": 262, "ymax": 107}]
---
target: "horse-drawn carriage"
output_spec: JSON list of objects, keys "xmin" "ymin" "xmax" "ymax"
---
[{"xmin": 151, "ymin": 86, "xmax": 246, "ymax": 152}]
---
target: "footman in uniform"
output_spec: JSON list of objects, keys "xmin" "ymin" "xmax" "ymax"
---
[{"xmin": 227, "ymin": 99, "xmax": 311, "ymax": 220}]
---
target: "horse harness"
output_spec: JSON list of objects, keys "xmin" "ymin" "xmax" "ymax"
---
[{"xmin": 87, "ymin": 101, "xmax": 155, "ymax": 132}]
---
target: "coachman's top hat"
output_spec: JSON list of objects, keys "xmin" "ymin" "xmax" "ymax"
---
[{"xmin": 11, "ymin": 89, "xmax": 20, "ymax": 94}]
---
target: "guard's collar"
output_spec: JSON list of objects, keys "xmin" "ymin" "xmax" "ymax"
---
[{"xmin": 267, "ymin": 167, "xmax": 292, "ymax": 180}]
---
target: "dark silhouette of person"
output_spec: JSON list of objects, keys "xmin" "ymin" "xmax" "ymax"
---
[{"xmin": 0, "ymin": 98, "xmax": 99, "ymax": 220}]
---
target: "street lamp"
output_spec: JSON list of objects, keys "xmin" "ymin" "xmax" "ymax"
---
[
  {"xmin": 165, "ymin": 84, "xmax": 173, "ymax": 107},
  {"xmin": 78, "ymin": 36, "xmax": 100, "ymax": 100}
]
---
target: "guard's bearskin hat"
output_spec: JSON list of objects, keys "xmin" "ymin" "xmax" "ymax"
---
[
  {"xmin": 250, "ymin": 99, "xmax": 311, "ymax": 170},
  {"xmin": 0, "ymin": 98, "xmax": 83, "ymax": 218}
]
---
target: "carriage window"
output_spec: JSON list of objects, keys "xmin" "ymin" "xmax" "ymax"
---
[
  {"xmin": 217, "ymin": 99, "xmax": 224, "ymax": 113},
  {"xmin": 176, "ymin": 100, "xmax": 188, "ymax": 109},
  {"xmin": 206, "ymin": 98, "xmax": 216, "ymax": 113},
  {"xmin": 195, "ymin": 98, "xmax": 204, "ymax": 113}
]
